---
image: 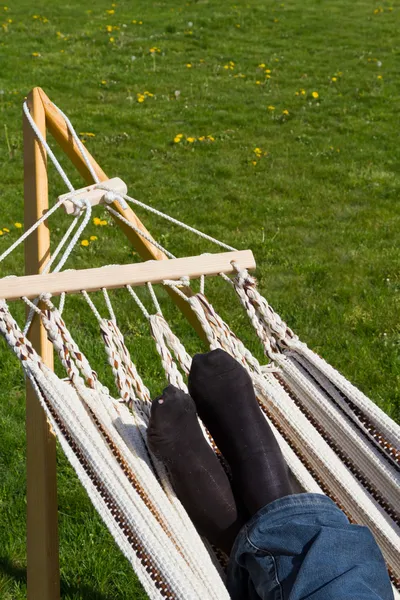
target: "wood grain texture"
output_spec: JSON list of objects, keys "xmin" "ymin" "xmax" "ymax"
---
[{"xmin": 0, "ymin": 250, "xmax": 255, "ymax": 300}]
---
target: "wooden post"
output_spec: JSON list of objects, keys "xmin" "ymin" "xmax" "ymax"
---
[{"xmin": 24, "ymin": 89, "xmax": 60, "ymax": 600}]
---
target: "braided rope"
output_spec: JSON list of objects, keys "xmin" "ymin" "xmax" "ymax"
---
[
  {"xmin": 149, "ymin": 314, "xmax": 188, "ymax": 392},
  {"xmin": 231, "ymin": 264, "xmax": 297, "ymax": 354},
  {"xmin": 151, "ymin": 313, "xmax": 192, "ymax": 376},
  {"xmin": 41, "ymin": 307, "xmax": 100, "ymax": 390},
  {"xmin": 99, "ymin": 318, "xmax": 152, "ymax": 418},
  {"xmin": 231, "ymin": 265, "xmax": 400, "ymax": 459}
]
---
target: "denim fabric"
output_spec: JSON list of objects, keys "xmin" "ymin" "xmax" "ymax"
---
[{"xmin": 227, "ymin": 493, "xmax": 394, "ymax": 600}]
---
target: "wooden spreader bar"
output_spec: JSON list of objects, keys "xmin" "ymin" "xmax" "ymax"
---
[{"xmin": 0, "ymin": 250, "xmax": 255, "ymax": 301}]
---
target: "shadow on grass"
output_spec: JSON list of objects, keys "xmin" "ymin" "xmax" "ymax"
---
[{"xmin": 0, "ymin": 556, "xmax": 115, "ymax": 600}]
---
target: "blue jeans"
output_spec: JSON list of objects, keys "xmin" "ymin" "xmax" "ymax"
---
[{"xmin": 227, "ymin": 493, "xmax": 394, "ymax": 600}]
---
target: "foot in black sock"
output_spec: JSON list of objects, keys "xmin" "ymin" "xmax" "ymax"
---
[
  {"xmin": 147, "ymin": 384, "xmax": 243, "ymax": 553},
  {"xmin": 188, "ymin": 349, "xmax": 293, "ymax": 516}
]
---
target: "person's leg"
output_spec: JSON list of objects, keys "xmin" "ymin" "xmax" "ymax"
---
[
  {"xmin": 189, "ymin": 349, "xmax": 293, "ymax": 514},
  {"xmin": 188, "ymin": 350, "xmax": 394, "ymax": 600},
  {"xmin": 147, "ymin": 384, "xmax": 243, "ymax": 553},
  {"xmin": 227, "ymin": 493, "xmax": 394, "ymax": 600}
]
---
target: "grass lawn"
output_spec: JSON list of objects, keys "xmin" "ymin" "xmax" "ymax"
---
[{"xmin": 0, "ymin": 0, "xmax": 399, "ymax": 597}]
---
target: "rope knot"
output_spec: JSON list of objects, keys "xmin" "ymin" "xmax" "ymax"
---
[
  {"xmin": 71, "ymin": 198, "xmax": 84, "ymax": 217},
  {"xmin": 102, "ymin": 189, "xmax": 128, "ymax": 210}
]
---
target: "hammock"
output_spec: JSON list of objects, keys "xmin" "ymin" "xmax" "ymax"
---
[{"xmin": 0, "ymin": 88, "xmax": 399, "ymax": 600}]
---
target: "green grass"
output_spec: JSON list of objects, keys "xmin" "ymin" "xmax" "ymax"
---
[{"xmin": 0, "ymin": 0, "xmax": 399, "ymax": 597}]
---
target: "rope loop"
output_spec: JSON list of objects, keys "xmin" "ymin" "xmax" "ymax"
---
[
  {"xmin": 102, "ymin": 189, "xmax": 129, "ymax": 210},
  {"xmin": 70, "ymin": 197, "xmax": 85, "ymax": 217}
]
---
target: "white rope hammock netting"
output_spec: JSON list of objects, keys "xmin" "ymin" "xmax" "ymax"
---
[{"xmin": 0, "ymin": 101, "xmax": 399, "ymax": 599}]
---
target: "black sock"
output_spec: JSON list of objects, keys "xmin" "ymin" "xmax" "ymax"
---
[
  {"xmin": 188, "ymin": 349, "xmax": 293, "ymax": 516},
  {"xmin": 147, "ymin": 384, "xmax": 243, "ymax": 553}
]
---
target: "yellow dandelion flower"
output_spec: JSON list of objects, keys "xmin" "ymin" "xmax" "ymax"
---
[
  {"xmin": 106, "ymin": 25, "xmax": 113, "ymax": 32},
  {"xmin": 265, "ymin": 69, "xmax": 271, "ymax": 74},
  {"xmin": 132, "ymin": 19, "xmax": 137, "ymax": 23},
  {"xmin": 106, "ymin": 9, "xmax": 115, "ymax": 15},
  {"xmin": 0, "ymin": 231, "xmax": 3, "ymax": 236},
  {"xmin": 93, "ymin": 217, "xmax": 101, "ymax": 226},
  {"xmin": 33, "ymin": 15, "xmax": 39, "ymax": 19},
  {"xmin": 282, "ymin": 109, "xmax": 289, "ymax": 116},
  {"xmin": 139, "ymin": 20, "xmax": 143, "ymax": 24},
  {"xmin": 81, "ymin": 239, "xmax": 89, "ymax": 247},
  {"xmin": 100, "ymin": 220, "xmax": 108, "ymax": 226},
  {"xmin": 274, "ymin": 18, "xmax": 279, "ymax": 23},
  {"xmin": 137, "ymin": 94, "xmax": 145, "ymax": 102},
  {"xmin": 109, "ymin": 36, "xmax": 115, "ymax": 43},
  {"xmin": 207, "ymin": 135, "xmax": 215, "ymax": 141},
  {"xmin": 377, "ymin": 75, "xmax": 383, "ymax": 80},
  {"xmin": 14, "ymin": 222, "xmax": 22, "ymax": 228},
  {"xmin": 174, "ymin": 135, "xmax": 182, "ymax": 143},
  {"xmin": 235, "ymin": 23, "xmax": 241, "ymax": 28},
  {"xmin": 223, "ymin": 65, "xmax": 229, "ymax": 69},
  {"xmin": 187, "ymin": 137, "xmax": 195, "ymax": 143},
  {"xmin": 3, "ymin": 6, "xmax": 9, "ymax": 10},
  {"xmin": 3, "ymin": 228, "xmax": 10, "ymax": 233},
  {"xmin": 198, "ymin": 136, "xmax": 205, "ymax": 141},
  {"xmin": 256, "ymin": 80, "xmax": 261, "ymax": 85},
  {"xmin": 79, "ymin": 132, "xmax": 95, "ymax": 137},
  {"xmin": 331, "ymin": 77, "xmax": 337, "ymax": 82},
  {"xmin": 186, "ymin": 63, "xmax": 192, "ymax": 68},
  {"xmin": 32, "ymin": 52, "xmax": 41, "ymax": 57},
  {"xmin": 229, "ymin": 61, "xmax": 235, "ymax": 66},
  {"xmin": 312, "ymin": 91, "xmax": 319, "ymax": 99},
  {"xmin": 258, "ymin": 63, "xmax": 266, "ymax": 68},
  {"xmin": 267, "ymin": 105, "xmax": 275, "ymax": 110},
  {"xmin": 252, "ymin": 160, "xmax": 257, "ymax": 166},
  {"xmin": 265, "ymin": 74, "xmax": 271, "ymax": 79},
  {"xmin": 301, "ymin": 89, "xmax": 306, "ymax": 95},
  {"xmin": 144, "ymin": 91, "xmax": 154, "ymax": 96},
  {"xmin": 254, "ymin": 147, "xmax": 262, "ymax": 155},
  {"xmin": 101, "ymin": 80, "xmax": 107, "ymax": 85},
  {"xmin": 90, "ymin": 235, "xmax": 98, "ymax": 241}
]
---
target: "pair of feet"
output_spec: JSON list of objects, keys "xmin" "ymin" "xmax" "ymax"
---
[{"xmin": 148, "ymin": 349, "xmax": 292, "ymax": 554}]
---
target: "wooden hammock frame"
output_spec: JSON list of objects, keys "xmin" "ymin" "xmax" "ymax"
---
[{"xmin": 22, "ymin": 87, "xmax": 255, "ymax": 599}]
